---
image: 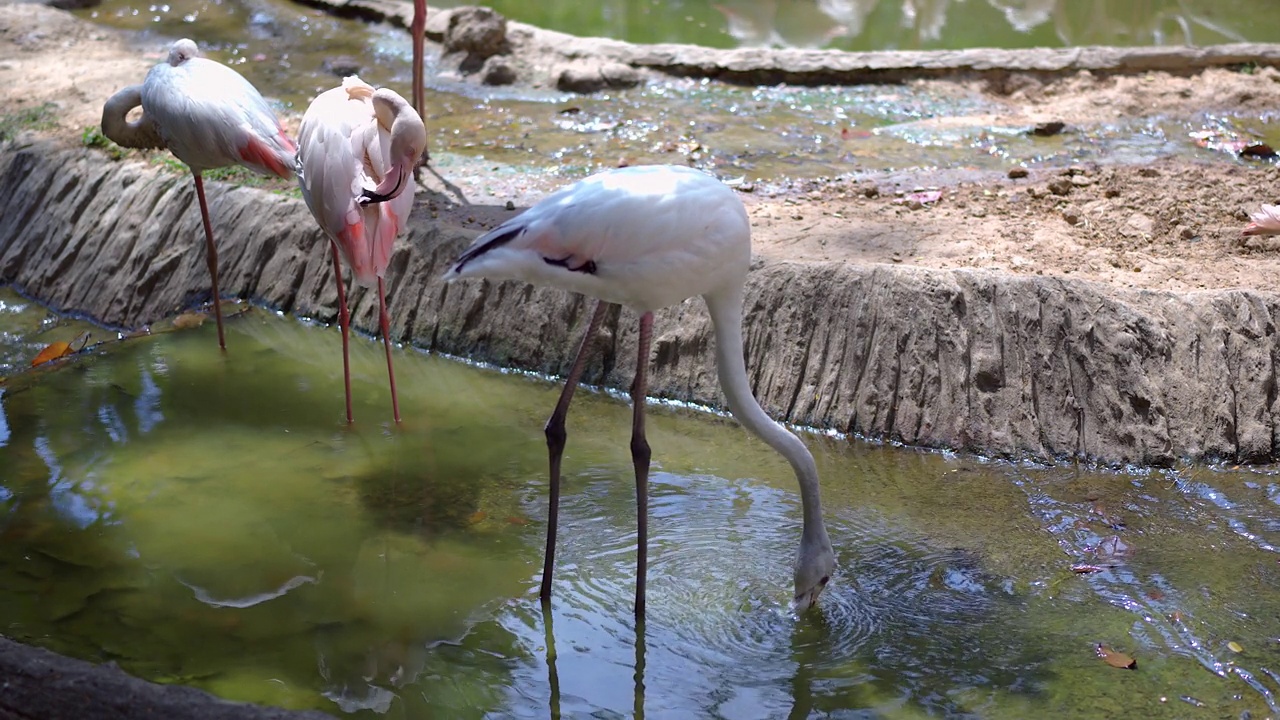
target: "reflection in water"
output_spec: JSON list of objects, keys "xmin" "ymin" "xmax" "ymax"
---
[{"xmin": 1, "ymin": 293, "xmax": 1280, "ymax": 718}]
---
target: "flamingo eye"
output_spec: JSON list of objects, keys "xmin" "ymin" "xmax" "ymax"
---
[{"xmin": 819, "ymin": 575, "xmax": 830, "ymax": 586}]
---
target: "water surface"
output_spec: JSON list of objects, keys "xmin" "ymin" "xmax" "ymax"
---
[{"xmin": 3, "ymin": 288, "xmax": 1280, "ymax": 718}]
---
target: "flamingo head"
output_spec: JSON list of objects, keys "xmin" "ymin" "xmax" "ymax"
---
[
  {"xmin": 167, "ymin": 38, "xmax": 200, "ymax": 66},
  {"xmin": 1242, "ymin": 204, "xmax": 1280, "ymax": 237},
  {"xmin": 358, "ymin": 89, "xmax": 427, "ymax": 206},
  {"xmin": 791, "ymin": 535, "xmax": 836, "ymax": 614}
]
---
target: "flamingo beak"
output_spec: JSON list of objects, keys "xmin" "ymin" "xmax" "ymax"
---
[{"xmin": 357, "ymin": 156, "xmax": 413, "ymax": 206}]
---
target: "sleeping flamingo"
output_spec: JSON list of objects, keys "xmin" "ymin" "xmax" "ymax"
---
[
  {"xmin": 296, "ymin": 76, "xmax": 426, "ymax": 425},
  {"xmin": 101, "ymin": 38, "xmax": 296, "ymax": 351},
  {"xmin": 444, "ymin": 165, "xmax": 835, "ymax": 617}
]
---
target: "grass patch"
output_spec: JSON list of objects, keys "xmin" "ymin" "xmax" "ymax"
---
[
  {"xmin": 147, "ymin": 154, "xmax": 301, "ymax": 197},
  {"xmin": 0, "ymin": 103, "xmax": 59, "ymax": 142},
  {"xmin": 81, "ymin": 126, "xmax": 127, "ymax": 160}
]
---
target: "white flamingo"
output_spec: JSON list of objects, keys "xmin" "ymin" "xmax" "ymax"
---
[
  {"xmin": 102, "ymin": 38, "xmax": 296, "ymax": 350},
  {"xmin": 296, "ymin": 76, "xmax": 426, "ymax": 425},
  {"xmin": 444, "ymin": 165, "xmax": 835, "ymax": 616}
]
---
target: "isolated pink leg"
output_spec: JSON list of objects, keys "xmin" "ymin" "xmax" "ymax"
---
[
  {"xmin": 376, "ymin": 277, "xmax": 402, "ymax": 424},
  {"xmin": 541, "ymin": 300, "xmax": 609, "ymax": 603},
  {"xmin": 411, "ymin": 0, "xmax": 429, "ymax": 163},
  {"xmin": 631, "ymin": 312, "xmax": 654, "ymax": 619},
  {"xmin": 192, "ymin": 173, "xmax": 226, "ymax": 351},
  {"xmin": 332, "ymin": 249, "xmax": 353, "ymax": 424},
  {"xmin": 411, "ymin": 0, "xmax": 426, "ymax": 123}
]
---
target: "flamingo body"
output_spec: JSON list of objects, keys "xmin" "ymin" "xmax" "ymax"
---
[
  {"xmin": 297, "ymin": 76, "xmax": 426, "ymax": 424},
  {"xmin": 140, "ymin": 39, "xmax": 295, "ymax": 177},
  {"xmin": 447, "ymin": 165, "xmax": 751, "ymax": 311},
  {"xmin": 447, "ymin": 165, "xmax": 835, "ymax": 615}
]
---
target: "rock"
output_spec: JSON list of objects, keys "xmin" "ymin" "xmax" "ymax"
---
[
  {"xmin": 321, "ymin": 56, "xmax": 361, "ymax": 77},
  {"xmin": 1008, "ymin": 167, "xmax": 1029, "ymax": 179},
  {"xmin": 481, "ymin": 56, "xmax": 517, "ymax": 85},
  {"xmin": 444, "ymin": 6, "xmax": 509, "ymax": 63},
  {"xmin": 1031, "ymin": 121, "xmax": 1066, "ymax": 137},
  {"xmin": 1047, "ymin": 177, "xmax": 1074, "ymax": 195},
  {"xmin": 863, "ymin": 186, "xmax": 879, "ymax": 198},
  {"xmin": 1124, "ymin": 212, "xmax": 1155, "ymax": 236},
  {"xmin": 44, "ymin": 0, "xmax": 100, "ymax": 10},
  {"xmin": 1063, "ymin": 207, "xmax": 1082, "ymax": 225},
  {"xmin": 556, "ymin": 60, "xmax": 641, "ymax": 93}
]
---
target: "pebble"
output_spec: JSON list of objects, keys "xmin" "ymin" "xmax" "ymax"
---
[
  {"xmin": 863, "ymin": 186, "xmax": 879, "ymax": 199},
  {"xmin": 1047, "ymin": 178, "xmax": 1074, "ymax": 196},
  {"xmin": 1007, "ymin": 167, "xmax": 1029, "ymax": 179},
  {"xmin": 1063, "ymin": 208, "xmax": 1082, "ymax": 225}
]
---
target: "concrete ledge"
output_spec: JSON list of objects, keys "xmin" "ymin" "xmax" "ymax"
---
[
  {"xmin": 0, "ymin": 636, "xmax": 334, "ymax": 720},
  {"xmin": 3, "ymin": 140, "xmax": 1279, "ymax": 467}
]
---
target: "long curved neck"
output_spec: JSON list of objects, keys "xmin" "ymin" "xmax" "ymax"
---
[
  {"xmin": 101, "ymin": 85, "xmax": 166, "ymax": 150},
  {"xmin": 703, "ymin": 286, "xmax": 830, "ymax": 548}
]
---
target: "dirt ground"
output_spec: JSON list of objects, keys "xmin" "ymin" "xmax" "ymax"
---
[{"xmin": 5, "ymin": 2, "xmax": 1280, "ymax": 294}]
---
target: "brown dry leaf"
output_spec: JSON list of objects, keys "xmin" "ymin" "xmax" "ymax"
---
[
  {"xmin": 31, "ymin": 341, "xmax": 73, "ymax": 367},
  {"xmin": 1072, "ymin": 564, "xmax": 1105, "ymax": 574},
  {"xmin": 1095, "ymin": 644, "xmax": 1137, "ymax": 669},
  {"xmin": 467, "ymin": 511, "xmax": 487, "ymax": 525},
  {"xmin": 172, "ymin": 312, "xmax": 207, "ymax": 330}
]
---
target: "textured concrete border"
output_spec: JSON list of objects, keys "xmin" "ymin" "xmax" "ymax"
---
[
  {"xmin": 0, "ymin": 636, "xmax": 334, "ymax": 719},
  {"xmin": 293, "ymin": 1, "xmax": 1280, "ymax": 86}
]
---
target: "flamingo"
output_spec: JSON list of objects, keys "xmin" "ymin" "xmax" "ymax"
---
[
  {"xmin": 444, "ymin": 165, "xmax": 835, "ymax": 616},
  {"xmin": 296, "ymin": 76, "xmax": 426, "ymax": 425},
  {"xmin": 101, "ymin": 38, "xmax": 296, "ymax": 351}
]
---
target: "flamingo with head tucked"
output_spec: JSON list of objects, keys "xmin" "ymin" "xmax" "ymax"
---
[
  {"xmin": 102, "ymin": 38, "xmax": 296, "ymax": 351},
  {"xmin": 296, "ymin": 76, "xmax": 426, "ymax": 425},
  {"xmin": 444, "ymin": 164, "xmax": 836, "ymax": 617}
]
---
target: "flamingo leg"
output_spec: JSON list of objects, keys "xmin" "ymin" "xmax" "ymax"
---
[
  {"xmin": 331, "ymin": 248, "xmax": 353, "ymax": 424},
  {"xmin": 630, "ymin": 312, "xmax": 654, "ymax": 619},
  {"xmin": 192, "ymin": 173, "xmax": 226, "ymax": 351},
  {"xmin": 540, "ymin": 299, "xmax": 609, "ymax": 602},
  {"xmin": 377, "ymin": 276, "xmax": 402, "ymax": 424},
  {"xmin": 411, "ymin": 0, "xmax": 429, "ymax": 164}
]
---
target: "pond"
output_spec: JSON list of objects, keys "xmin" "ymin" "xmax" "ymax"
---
[
  {"xmin": 3, "ymin": 288, "xmax": 1280, "ymax": 718},
  {"xmin": 75, "ymin": 0, "xmax": 1280, "ymax": 184}
]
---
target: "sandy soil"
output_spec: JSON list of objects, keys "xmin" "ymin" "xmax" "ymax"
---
[{"xmin": 5, "ymin": 2, "xmax": 1280, "ymax": 294}]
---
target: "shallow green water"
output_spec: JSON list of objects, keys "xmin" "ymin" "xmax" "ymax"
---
[
  {"xmin": 3, "ymin": 287, "xmax": 1280, "ymax": 718},
  {"xmin": 75, "ymin": 0, "xmax": 1280, "ymax": 185},
  {"xmin": 428, "ymin": 0, "xmax": 1280, "ymax": 51}
]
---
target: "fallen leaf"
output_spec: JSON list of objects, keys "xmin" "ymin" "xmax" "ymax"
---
[
  {"xmin": 1241, "ymin": 142, "xmax": 1277, "ymax": 159},
  {"xmin": 467, "ymin": 511, "xmax": 487, "ymax": 524},
  {"xmin": 32, "ymin": 342, "xmax": 73, "ymax": 367},
  {"xmin": 1228, "ymin": 641, "xmax": 1244, "ymax": 653},
  {"xmin": 1072, "ymin": 564, "xmax": 1105, "ymax": 574},
  {"xmin": 30, "ymin": 332, "xmax": 88, "ymax": 367},
  {"xmin": 172, "ymin": 312, "xmax": 207, "ymax": 330},
  {"xmin": 1095, "ymin": 643, "xmax": 1137, "ymax": 669}
]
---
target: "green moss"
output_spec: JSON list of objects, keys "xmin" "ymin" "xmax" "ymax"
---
[{"xmin": 0, "ymin": 103, "xmax": 58, "ymax": 142}]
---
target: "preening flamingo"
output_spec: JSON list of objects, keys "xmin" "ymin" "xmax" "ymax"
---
[
  {"xmin": 101, "ymin": 38, "xmax": 296, "ymax": 351},
  {"xmin": 444, "ymin": 165, "xmax": 835, "ymax": 616},
  {"xmin": 296, "ymin": 76, "xmax": 426, "ymax": 425}
]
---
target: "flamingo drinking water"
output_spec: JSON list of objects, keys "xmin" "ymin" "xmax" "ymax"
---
[
  {"xmin": 102, "ymin": 38, "xmax": 296, "ymax": 351},
  {"xmin": 445, "ymin": 165, "xmax": 836, "ymax": 616},
  {"xmin": 296, "ymin": 76, "xmax": 426, "ymax": 425}
]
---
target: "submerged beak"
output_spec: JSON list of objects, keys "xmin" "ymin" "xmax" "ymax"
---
[
  {"xmin": 790, "ymin": 587, "xmax": 824, "ymax": 615},
  {"xmin": 357, "ymin": 157, "xmax": 413, "ymax": 206}
]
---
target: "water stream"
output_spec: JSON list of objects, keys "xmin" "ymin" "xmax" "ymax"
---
[{"xmin": 3, "ymin": 288, "xmax": 1280, "ymax": 718}]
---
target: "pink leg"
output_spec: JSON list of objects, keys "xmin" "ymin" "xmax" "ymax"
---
[
  {"xmin": 332, "ymin": 249, "xmax": 353, "ymax": 424},
  {"xmin": 377, "ymin": 277, "xmax": 402, "ymax": 424},
  {"xmin": 541, "ymin": 300, "xmax": 609, "ymax": 603},
  {"xmin": 192, "ymin": 173, "xmax": 226, "ymax": 351},
  {"xmin": 631, "ymin": 312, "xmax": 654, "ymax": 619},
  {"xmin": 411, "ymin": 0, "xmax": 430, "ymax": 164}
]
